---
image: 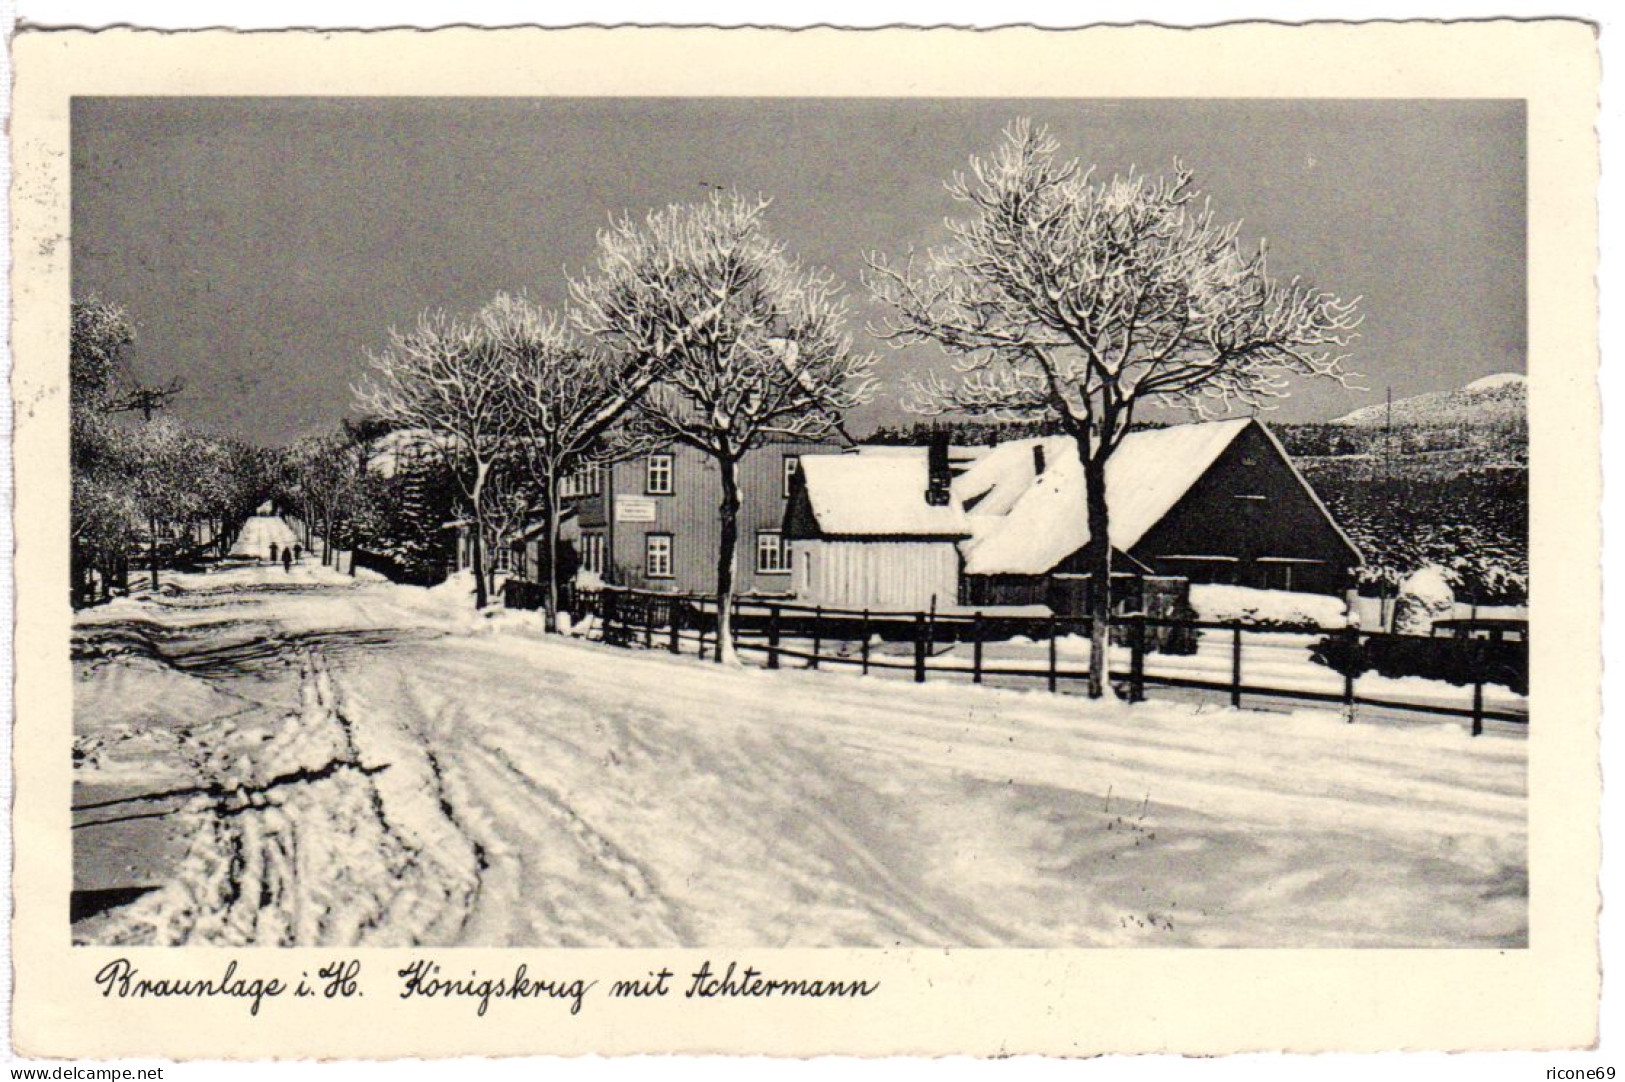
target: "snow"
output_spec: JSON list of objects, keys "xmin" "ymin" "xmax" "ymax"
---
[
  {"xmin": 797, "ymin": 452, "xmax": 970, "ymax": 537},
  {"xmin": 231, "ymin": 513, "xmax": 302, "ymax": 560},
  {"xmin": 365, "ymin": 427, "xmax": 454, "ymax": 479},
  {"xmin": 1394, "ymin": 565, "xmax": 1456, "ymax": 635},
  {"xmin": 1401, "ymin": 565, "xmax": 1456, "ymax": 604},
  {"xmin": 73, "ymin": 529, "xmax": 1526, "ymax": 948},
  {"xmin": 954, "ymin": 420, "xmax": 1252, "ymax": 575},
  {"xmin": 1333, "ymin": 373, "xmax": 1526, "ymax": 425},
  {"xmin": 1190, "ymin": 584, "xmax": 1349, "ymax": 627},
  {"xmin": 1463, "ymin": 372, "xmax": 1528, "ymax": 393}
]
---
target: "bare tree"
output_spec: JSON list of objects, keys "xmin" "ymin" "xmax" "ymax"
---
[
  {"xmin": 355, "ymin": 311, "xmax": 514, "ymax": 608},
  {"xmin": 479, "ymin": 293, "xmax": 663, "ymax": 626},
  {"xmin": 124, "ymin": 420, "xmax": 204, "ymax": 590},
  {"xmin": 473, "ymin": 455, "xmax": 535, "ymax": 599},
  {"xmin": 867, "ymin": 121, "xmax": 1360, "ymax": 697},
  {"xmin": 575, "ymin": 192, "xmax": 878, "ymax": 662}
]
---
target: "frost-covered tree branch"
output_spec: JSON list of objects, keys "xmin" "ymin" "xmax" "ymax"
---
[
  {"xmin": 866, "ymin": 120, "xmax": 1361, "ymax": 697},
  {"xmin": 481, "ymin": 292, "xmax": 664, "ymax": 623},
  {"xmin": 354, "ymin": 309, "xmax": 517, "ymax": 608},
  {"xmin": 572, "ymin": 190, "xmax": 878, "ymax": 661}
]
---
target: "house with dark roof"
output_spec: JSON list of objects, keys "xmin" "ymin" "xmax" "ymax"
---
[
  {"xmin": 954, "ymin": 418, "xmax": 1362, "ymax": 607},
  {"xmin": 784, "ymin": 418, "xmax": 1361, "ymax": 614},
  {"xmin": 551, "ymin": 438, "xmax": 847, "ymax": 595}
]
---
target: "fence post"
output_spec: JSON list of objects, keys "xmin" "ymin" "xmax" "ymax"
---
[
  {"xmin": 860, "ymin": 609, "xmax": 871, "ymax": 675},
  {"xmin": 1471, "ymin": 639, "xmax": 1485, "ymax": 737},
  {"xmin": 1048, "ymin": 615, "xmax": 1058, "ymax": 694},
  {"xmin": 644, "ymin": 598, "xmax": 654, "ymax": 650},
  {"xmin": 669, "ymin": 601, "xmax": 681, "ymax": 655},
  {"xmin": 767, "ymin": 605, "xmax": 781, "ymax": 670},
  {"xmin": 811, "ymin": 606, "xmax": 822, "ymax": 671},
  {"xmin": 1129, "ymin": 614, "xmax": 1145, "ymax": 703},
  {"xmin": 914, "ymin": 613, "xmax": 927, "ymax": 683},
  {"xmin": 973, "ymin": 611, "xmax": 984, "ymax": 685},
  {"xmin": 1230, "ymin": 621, "xmax": 1243, "ymax": 709},
  {"xmin": 1342, "ymin": 625, "xmax": 1358, "ymax": 723}
]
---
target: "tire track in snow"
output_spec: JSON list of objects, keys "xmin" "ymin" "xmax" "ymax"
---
[
  {"xmin": 384, "ymin": 669, "xmax": 688, "ymax": 946},
  {"xmin": 80, "ymin": 651, "xmax": 483, "ymax": 946}
]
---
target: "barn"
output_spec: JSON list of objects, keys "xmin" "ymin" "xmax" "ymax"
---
[
  {"xmin": 783, "ymin": 441, "xmax": 971, "ymax": 611},
  {"xmin": 954, "ymin": 417, "xmax": 1362, "ymax": 603}
]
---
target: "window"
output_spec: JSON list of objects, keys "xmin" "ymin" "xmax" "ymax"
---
[
  {"xmin": 756, "ymin": 531, "xmax": 789, "ymax": 574},
  {"xmin": 492, "ymin": 544, "xmax": 511, "ymax": 573},
  {"xmin": 645, "ymin": 533, "xmax": 673, "ymax": 579},
  {"xmin": 782, "ymin": 455, "xmax": 801, "ymax": 498},
  {"xmin": 579, "ymin": 531, "xmax": 605, "ymax": 576},
  {"xmin": 646, "ymin": 453, "xmax": 674, "ymax": 495},
  {"xmin": 560, "ymin": 463, "xmax": 605, "ymax": 498}
]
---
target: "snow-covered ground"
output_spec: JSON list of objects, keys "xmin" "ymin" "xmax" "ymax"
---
[
  {"xmin": 72, "ymin": 519, "xmax": 1526, "ymax": 948},
  {"xmin": 232, "ymin": 513, "xmax": 303, "ymax": 560}
]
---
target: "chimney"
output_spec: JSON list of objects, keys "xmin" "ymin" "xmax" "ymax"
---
[
  {"xmin": 925, "ymin": 430, "xmax": 951, "ymax": 506},
  {"xmin": 1032, "ymin": 443, "xmax": 1046, "ymax": 478}
]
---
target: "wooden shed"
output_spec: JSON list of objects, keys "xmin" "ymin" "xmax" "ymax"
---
[{"xmin": 783, "ymin": 442, "xmax": 971, "ymax": 612}]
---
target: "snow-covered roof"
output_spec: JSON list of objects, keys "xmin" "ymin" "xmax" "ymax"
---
[
  {"xmin": 853, "ymin": 444, "xmax": 989, "ymax": 467},
  {"xmin": 953, "ymin": 419, "xmax": 1253, "ymax": 575},
  {"xmin": 798, "ymin": 453, "xmax": 971, "ymax": 538},
  {"xmin": 367, "ymin": 428, "xmax": 455, "ymax": 478}
]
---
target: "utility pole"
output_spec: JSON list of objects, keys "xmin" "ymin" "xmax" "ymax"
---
[{"xmin": 1383, "ymin": 385, "xmax": 1394, "ymax": 631}]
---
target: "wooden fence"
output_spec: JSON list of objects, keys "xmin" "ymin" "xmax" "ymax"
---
[{"xmin": 541, "ymin": 586, "xmax": 1529, "ymax": 736}]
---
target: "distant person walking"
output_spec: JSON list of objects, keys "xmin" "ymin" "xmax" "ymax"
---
[
  {"xmin": 269, "ymin": 541, "xmax": 279, "ymax": 564},
  {"xmin": 293, "ymin": 543, "xmax": 302, "ymax": 562},
  {"xmin": 282, "ymin": 547, "xmax": 293, "ymax": 574}
]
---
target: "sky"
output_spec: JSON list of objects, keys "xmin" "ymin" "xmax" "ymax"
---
[{"xmin": 71, "ymin": 97, "xmax": 1526, "ymax": 446}]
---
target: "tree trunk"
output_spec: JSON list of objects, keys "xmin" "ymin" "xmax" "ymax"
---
[
  {"xmin": 1081, "ymin": 447, "xmax": 1115, "ymax": 699},
  {"xmin": 71, "ymin": 545, "xmax": 86, "ymax": 609},
  {"xmin": 149, "ymin": 514, "xmax": 160, "ymax": 590},
  {"xmin": 470, "ymin": 523, "xmax": 489, "ymax": 608},
  {"xmin": 469, "ymin": 461, "xmax": 491, "ymax": 609},
  {"xmin": 715, "ymin": 454, "xmax": 742, "ymax": 664},
  {"xmin": 544, "ymin": 468, "xmax": 562, "ymax": 630}
]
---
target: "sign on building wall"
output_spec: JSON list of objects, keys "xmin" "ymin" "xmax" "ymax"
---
[{"xmin": 615, "ymin": 496, "xmax": 657, "ymax": 523}]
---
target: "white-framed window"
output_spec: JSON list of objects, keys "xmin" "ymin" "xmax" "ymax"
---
[
  {"xmin": 782, "ymin": 455, "xmax": 801, "ymax": 498},
  {"xmin": 560, "ymin": 463, "xmax": 605, "ymax": 498},
  {"xmin": 756, "ymin": 530, "xmax": 789, "ymax": 574},
  {"xmin": 580, "ymin": 531, "xmax": 605, "ymax": 575},
  {"xmin": 492, "ymin": 544, "xmax": 511, "ymax": 573},
  {"xmin": 646, "ymin": 453, "xmax": 674, "ymax": 495},
  {"xmin": 645, "ymin": 533, "xmax": 673, "ymax": 579}
]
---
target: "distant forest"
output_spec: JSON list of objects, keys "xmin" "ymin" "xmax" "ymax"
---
[{"xmin": 865, "ymin": 415, "xmax": 1528, "ymax": 605}]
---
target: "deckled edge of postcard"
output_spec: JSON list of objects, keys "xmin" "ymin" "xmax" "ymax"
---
[{"xmin": 9, "ymin": 20, "xmax": 1601, "ymax": 1059}]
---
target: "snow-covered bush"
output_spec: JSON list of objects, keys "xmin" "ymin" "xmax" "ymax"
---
[
  {"xmin": 1392, "ymin": 565, "xmax": 1455, "ymax": 636},
  {"xmin": 1190, "ymin": 584, "xmax": 1346, "ymax": 629}
]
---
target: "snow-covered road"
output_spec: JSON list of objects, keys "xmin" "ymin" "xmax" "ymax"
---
[{"xmin": 73, "ymin": 523, "xmax": 1527, "ymax": 948}]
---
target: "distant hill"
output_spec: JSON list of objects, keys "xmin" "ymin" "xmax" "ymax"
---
[
  {"xmin": 1284, "ymin": 373, "xmax": 1527, "ymax": 604},
  {"xmin": 1332, "ymin": 372, "xmax": 1527, "ymax": 428}
]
